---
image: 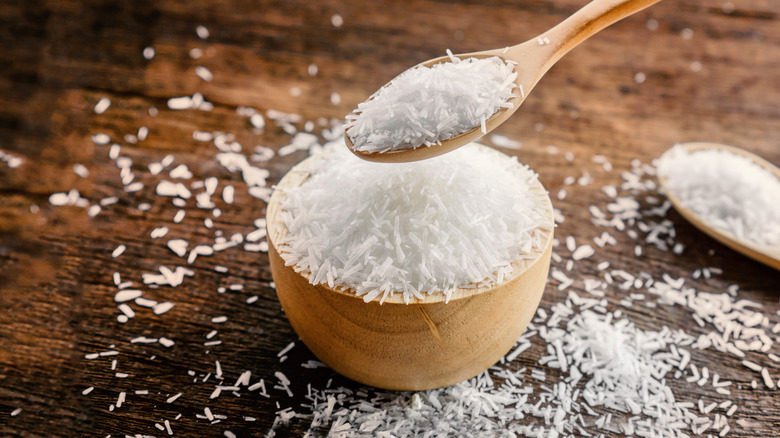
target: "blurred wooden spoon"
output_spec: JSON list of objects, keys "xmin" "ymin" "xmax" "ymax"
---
[{"xmin": 658, "ymin": 142, "xmax": 780, "ymax": 270}]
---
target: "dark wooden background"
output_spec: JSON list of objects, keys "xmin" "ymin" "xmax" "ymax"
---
[{"xmin": 1, "ymin": 0, "xmax": 779, "ymax": 436}]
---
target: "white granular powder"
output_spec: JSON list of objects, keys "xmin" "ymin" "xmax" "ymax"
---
[
  {"xmin": 278, "ymin": 143, "xmax": 550, "ymax": 303},
  {"xmin": 546, "ymin": 310, "xmax": 690, "ymax": 435},
  {"xmin": 656, "ymin": 145, "xmax": 780, "ymax": 247},
  {"xmin": 346, "ymin": 54, "xmax": 517, "ymax": 153},
  {"xmin": 302, "ymin": 292, "xmax": 714, "ymax": 437}
]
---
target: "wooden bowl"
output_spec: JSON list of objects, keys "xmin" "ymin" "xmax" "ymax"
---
[{"xmin": 267, "ymin": 144, "xmax": 554, "ymax": 391}]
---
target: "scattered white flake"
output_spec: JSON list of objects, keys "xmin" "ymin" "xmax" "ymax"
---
[
  {"xmin": 143, "ymin": 46, "xmax": 155, "ymax": 60},
  {"xmin": 572, "ymin": 245, "xmax": 595, "ymax": 261},
  {"xmin": 167, "ymin": 239, "xmax": 189, "ymax": 257},
  {"xmin": 151, "ymin": 226, "xmax": 169, "ymax": 239},
  {"xmin": 212, "ymin": 316, "xmax": 228, "ymax": 324},
  {"xmin": 166, "ymin": 393, "xmax": 182, "ymax": 403},
  {"xmin": 154, "ymin": 302, "xmax": 175, "ymax": 315},
  {"xmin": 10, "ymin": 408, "xmax": 22, "ymax": 417},
  {"xmin": 92, "ymin": 133, "xmax": 110, "ymax": 145},
  {"xmin": 167, "ymin": 96, "xmax": 193, "ymax": 110},
  {"xmin": 248, "ymin": 187, "xmax": 272, "ymax": 202},
  {"xmin": 215, "ymin": 152, "xmax": 269, "ymax": 187},
  {"xmin": 156, "ymin": 180, "xmax": 192, "ymax": 198},
  {"xmin": 274, "ymin": 371, "xmax": 293, "ymax": 397},
  {"xmin": 195, "ymin": 66, "xmax": 213, "ymax": 82},
  {"xmin": 149, "ymin": 162, "xmax": 163, "ymax": 175},
  {"xmin": 761, "ymin": 367, "xmax": 775, "ymax": 389},
  {"xmin": 173, "ymin": 209, "xmax": 186, "ymax": 223},
  {"xmin": 125, "ymin": 182, "xmax": 143, "ymax": 193},
  {"xmin": 279, "ymin": 132, "xmax": 320, "ymax": 157},
  {"xmin": 82, "ymin": 387, "xmax": 94, "ymax": 395},
  {"xmin": 94, "ymin": 97, "xmax": 111, "ymax": 114},
  {"xmin": 221, "ymin": 185, "xmax": 235, "ymax": 204},
  {"xmin": 109, "ymin": 144, "xmax": 120, "ymax": 160},
  {"xmin": 308, "ymin": 63, "xmax": 318, "ymax": 76},
  {"xmin": 143, "ymin": 266, "xmax": 194, "ymax": 287},
  {"xmin": 159, "ymin": 337, "xmax": 175, "ymax": 348},
  {"xmin": 646, "ymin": 18, "xmax": 659, "ymax": 31},
  {"xmin": 331, "ymin": 13, "xmax": 343, "ymax": 27},
  {"xmin": 250, "ymin": 113, "xmax": 265, "ymax": 130},
  {"xmin": 115, "ymin": 289, "xmax": 142, "ymax": 303},
  {"xmin": 138, "ymin": 126, "xmax": 149, "ymax": 141},
  {"xmin": 188, "ymin": 245, "xmax": 214, "ymax": 263},
  {"xmin": 2, "ymin": 152, "xmax": 23, "ymax": 168},
  {"xmin": 490, "ymin": 134, "xmax": 522, "ymax": 150},
  {"xmin": 118, "ymin": 304, "xmax": 135, "ymax": 318},
  {"xmin": 277, "ymin": 342, "xmax": 295, "ymax": 358},
  {"xmin": 112, "ymin": 245, "xmax": 126, "ymax": 258},
  {"xmin": 49, "ymin": 193, "xmax": 69, "ymax": 206},
  {"xmin": 194, "ymin": 130, "xmax": 213, "ymax": 142},
  {"xmin": 244, "ymin": 241, "xmax": 269, "ymax": 253},
  {"xmin": 135, "ymin": 297, "xmax": 157, "ymax": 308},
  {"xmin": 330, "ymin": 92, "xmax": 341, "ymax": 105},
  {"xmin": 205, "ymin": 177, "xmax": 218, "ymax": 195},
  {"xmin": 196, "ymin": 25, "xmax": 209, "ymax": 39},
  {"xmin": 169, "ymin": 164, "xmax": 193, "ymax": 179},
  {"xmin": 246, "ymin": 227, "xmax": 266, "ymax": 242}
]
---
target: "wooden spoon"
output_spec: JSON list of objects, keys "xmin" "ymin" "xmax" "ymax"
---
[
  {"xmin": 345, "ymin": 0, "xmax": 661, "ymax": 163},
  {"xmin": 658, "ymin": 142, "xmax": 780, "ymax": 271}
]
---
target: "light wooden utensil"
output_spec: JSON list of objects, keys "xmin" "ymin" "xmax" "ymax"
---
[
  {"xmin": 266, "ymin": 144, "xmax": 555, "ymax": 390},
  {"xmin": 345, "ymin": 0, "xmax": 662, "ymax": 163},
  {"xmin": 658, "ymin": 142, "xmax": 780, "ymax": 271}
]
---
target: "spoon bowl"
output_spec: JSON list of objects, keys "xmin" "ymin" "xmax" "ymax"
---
[
  {"xmin": 658, "ymin": 142, "xmax": 780, "ymax": 271},
  {"xmin": 346, "ymin": 0, "xmax": 662, "ymax": 163}
]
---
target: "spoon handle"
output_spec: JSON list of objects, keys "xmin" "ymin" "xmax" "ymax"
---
[{"xmin": 536, "ymin": 0, "xmax": 661, "ymax": 67}]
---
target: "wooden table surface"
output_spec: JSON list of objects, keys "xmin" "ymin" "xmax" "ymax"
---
[{"xmin": 1, "ymin": 0, "xmax": 779, "ymax": 436}]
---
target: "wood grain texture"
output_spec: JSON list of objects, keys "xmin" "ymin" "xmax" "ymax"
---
[{"xmin": 0, "ymin": 0, "xmax": 779, "ymax": 436}]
